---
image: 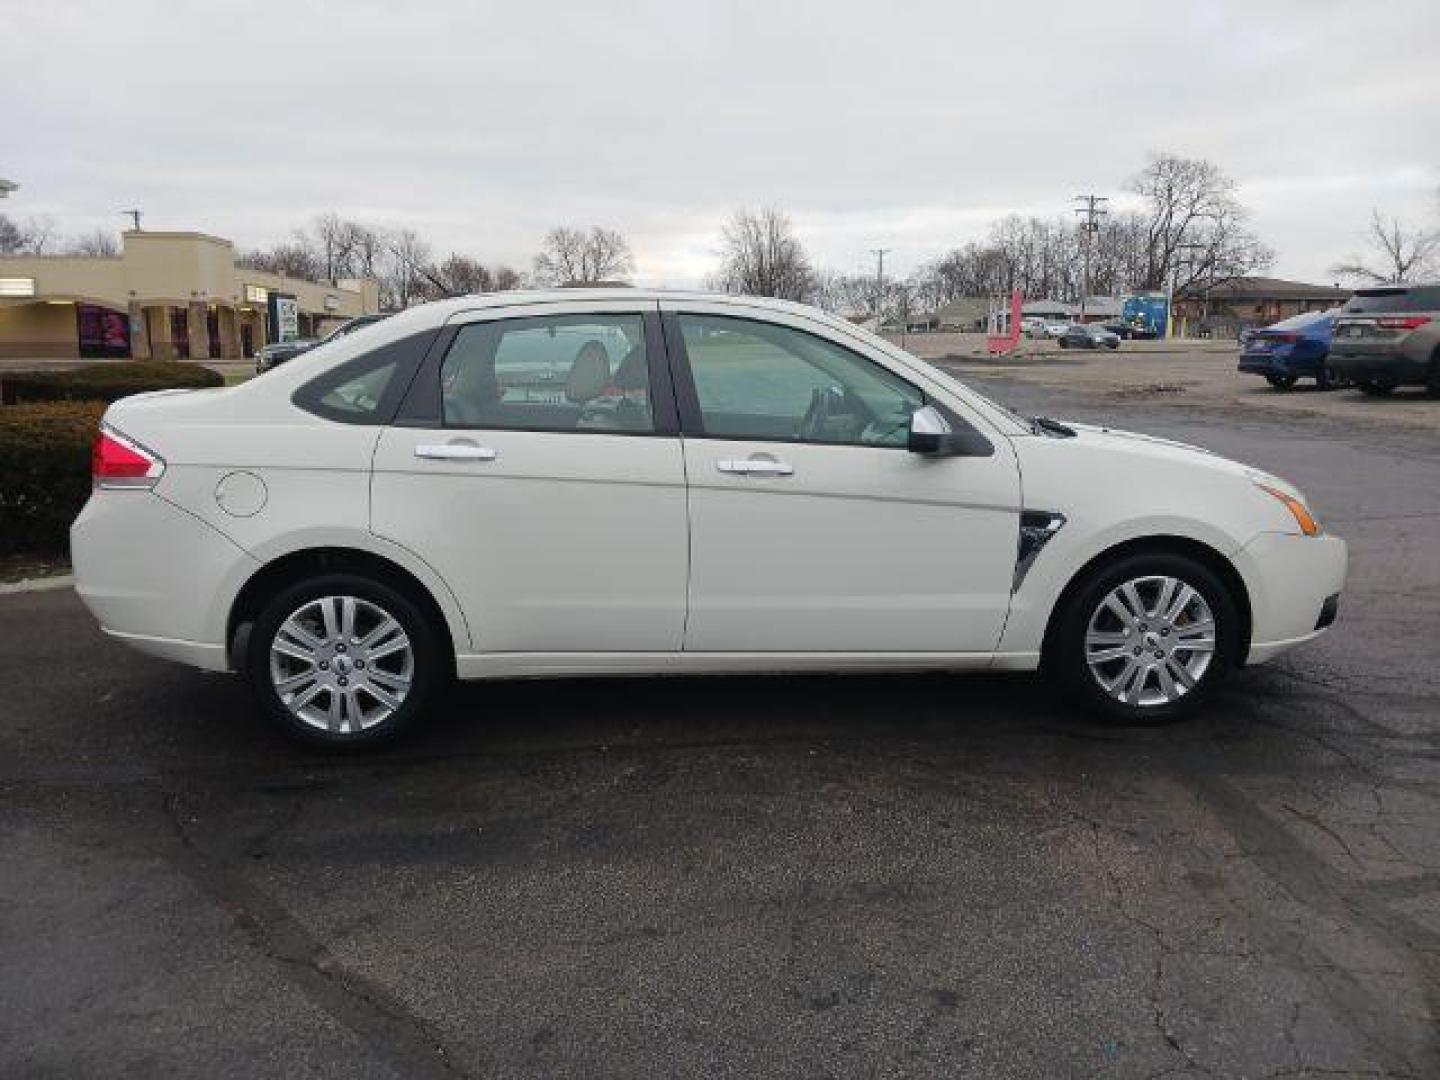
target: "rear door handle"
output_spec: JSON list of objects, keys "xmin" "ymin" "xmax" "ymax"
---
[
  {"xmin": 717, "ymin": 458, "xmax": 794, "ymax": 476},
  {"xmin": 415, "ymin": 443, "xmax": 498, "ymax": 461}
]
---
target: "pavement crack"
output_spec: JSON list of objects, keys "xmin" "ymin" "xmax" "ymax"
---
[{"xmin": 161, "ymin": 788, "xmax": 469, "ymax": 1080}]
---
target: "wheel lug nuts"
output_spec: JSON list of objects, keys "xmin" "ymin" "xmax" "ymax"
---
[
  {"xmin": 1133, "ymin": 647, "xmax": 1142, "ymax": 656},
  {"xmin": 318, "ymin": 661, "xmax": 329, "ymax": 670},
  {"xmin": 354, "ymin": 660, "xmax": 364, "ymax": 669},
  {"xmin": 337, "ymin": 676, "xmax": 349, "ymax": 687},
  {"xmin": 335, "ymin": 643, "xmax": 346, "ymax": 653},
  {"xmin": 1154, "ymin": 651, "xmax": 1164, "ymax": 659}
]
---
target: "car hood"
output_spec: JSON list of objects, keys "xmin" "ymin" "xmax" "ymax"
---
[{"xmin": 1040, "ymin": 420, "xmax": 1301, "ymax": 495}]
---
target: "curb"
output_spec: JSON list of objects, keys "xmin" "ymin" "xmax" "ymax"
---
[{"xmin": 0, "ymin": 574, "xmax": 75, "ymax": 596}]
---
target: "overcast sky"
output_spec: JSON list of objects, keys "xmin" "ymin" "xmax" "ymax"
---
[{"xmin": 6, "ymin": 0, "xmax": 1438, "ymax": 287}]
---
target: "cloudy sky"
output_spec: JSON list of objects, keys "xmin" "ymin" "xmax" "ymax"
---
[{"xmin": 6, "ymin": 0, "xmax": 1438, "ymax": 287}]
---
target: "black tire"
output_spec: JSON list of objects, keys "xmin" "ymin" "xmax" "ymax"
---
[
  {"xmin": 1315, "ymin": 365, "xmax": 1332, "ymax": 390},
  {"xmin": 1058, "ymin": 339, "xmax": 1069, "ymax": 349},
  {"xmin": 1266, "ymin": 374, "xmax": 1298, "ymax": 390},
  {"xmin": 1045, "ymin": 551, "xmax": 1240, "ymax": 725},
  {"xmin": 1106, "ymin": 340, "xmax": 1120, "ymax": 350},
  {"xmin": 1358, "ymin": 380, "xmax": 1394, "ymax": 397},
  {"xmin": 245, "ymin": 572, "xmax": 447, "ymax": 749},
  {"xmin": 1427, "ymin": 353, "xmax": 1440, "ymax": 398}
]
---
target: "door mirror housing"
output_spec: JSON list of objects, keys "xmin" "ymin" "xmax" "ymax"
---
[{"xmin": 907, "ymin": 404, "xmax": 993, "ymax": 457}]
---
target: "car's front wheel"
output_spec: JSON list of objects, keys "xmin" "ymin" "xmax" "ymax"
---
[
  {"xmin": 1358, "ymin": 380, "xmax": 1394, "ymax": 397},
  {"xmin": 1047, "ymin": 552, "xmax": 1239, "ymax": 723},
  {"xmin": 246, "ymin": 573, "xmax": 446, "ymax": 748},
  {"xmin": 1266, "ymin": 374, "xmax": 1298, "ymax": 390}
]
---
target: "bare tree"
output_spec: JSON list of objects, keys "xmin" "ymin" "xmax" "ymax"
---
[
  {"xmin": 533, "ymin": 225, "xmax": 634, "ymax": 285},
  {"xmin": 237, "ymin": 241, "xmax": 324, "ymax": 280},
  {"xmin": 0, "ymin": 214, "xmax": 57, "ymax": 255},
  {"xmin": 0, "ymin": 214, "xmax": 24, "ymax": 254},
  {"xmin": 65, "ymin": 228, "xmax": 120, "ymax": 257},
  {"xmin": 383, "ymin": 229, "xmax": 435, "ymax": 309},
  {"xmin": 1331, "ymin": 209, "xmax": 1440, "ymax": 285},
  {"xmin": 308, "ymin": 213, "xmax": 364, "ymax": 284},
  {"xmin": 1128, "ymin": 153, "xmax": 1271, "ymax": 292},
  {"xmin": 713, "ymin": 207, "xmax": 816, "ymax": 301}
]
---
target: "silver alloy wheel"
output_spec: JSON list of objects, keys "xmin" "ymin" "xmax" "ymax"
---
[
  {"xmin": 268, "ymin": 595, "xmax": 414, "ymax": 734},
  {"xmin": 1084, "ymin": 575, "xmax": 1216, "ymax": 707}
]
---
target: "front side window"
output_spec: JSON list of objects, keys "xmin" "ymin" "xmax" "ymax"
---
[
  {"xmin": 677, "ymin": 314, "xmax": 923, "ymax": 447},
  {"xmin": 441, "ymin": 313, "xmax": 654, "ymax": 433}
]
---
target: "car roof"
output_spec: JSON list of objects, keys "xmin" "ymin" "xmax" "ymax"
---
[{"xmin": 405, "ymin": 287, "xmax": 828, "ymax": 321}]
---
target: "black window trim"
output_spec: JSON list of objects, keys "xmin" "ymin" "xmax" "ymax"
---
[
  {"xmin": 292, "ymin": 328, "xmax": 440, "ymax": 427},
  {"xmin": 659, "ymin": 309, "xmax": 992, "ymax": 455},
  {"xmin": 393, "ymin": 307, "xmax": 679, "ymax": 437}
]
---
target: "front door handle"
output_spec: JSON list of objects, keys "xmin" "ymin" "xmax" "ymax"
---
[
  {"xmin": 415, "ymin": 443, "xmax": 498, "ymax": 462},
  {"xmin": 717, "ymin": 458, "xmax": 794, "ymax": 476}
]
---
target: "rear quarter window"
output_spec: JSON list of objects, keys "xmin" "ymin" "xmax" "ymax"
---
[{"xmin": 293, "ymin": 329, "xmax": 436, "ymax": 425}]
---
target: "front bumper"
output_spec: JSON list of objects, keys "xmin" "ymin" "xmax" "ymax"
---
[{"xmin": 1232, "ymin": 531, "xmax": 1347, "ymax": 664}]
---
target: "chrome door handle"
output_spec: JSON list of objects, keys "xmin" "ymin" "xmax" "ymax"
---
[
  {"xmin": 716, "ymin": 458, "xmax": 794, "ymax": 476},
  {"xmin": 415, "ymin": 443, "xmax": 498, "ymax": 461}
]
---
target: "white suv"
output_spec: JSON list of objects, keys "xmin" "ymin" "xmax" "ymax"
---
[{"xmin": 72, "ymin": 290, "xmax": 1346, "ymax": 747}]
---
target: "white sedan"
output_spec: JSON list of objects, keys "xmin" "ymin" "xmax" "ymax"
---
[{"xmin": 72, "ymin": 290, "xmax": 1346, "ymax": 747}]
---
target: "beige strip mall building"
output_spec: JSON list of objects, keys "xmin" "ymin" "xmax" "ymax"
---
[{"xmin": 0, "ymin": 230, "xmax": 379, "ymax": 361}]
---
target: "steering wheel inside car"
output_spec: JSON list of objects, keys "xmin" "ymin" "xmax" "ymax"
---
[{"xmin": 798, "ymin": 385, "xmax": 875, "ymax": 442}]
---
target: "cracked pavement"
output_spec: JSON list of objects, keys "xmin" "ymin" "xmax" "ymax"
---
[{"xmin": 2, "ymin": 373, "xmax": 1437, "ymax": 1078}]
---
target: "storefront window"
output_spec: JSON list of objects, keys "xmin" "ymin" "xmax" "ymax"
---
[{"xmin": 76, "ymin": 305, "xmax": 131, "ymax": 359}]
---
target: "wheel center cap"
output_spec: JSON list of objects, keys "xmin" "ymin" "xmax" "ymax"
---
[{"xmin": 334, "ymin": 657, "xmax": 350, "ymax": 674}]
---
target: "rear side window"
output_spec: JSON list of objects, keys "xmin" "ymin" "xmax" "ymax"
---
[
  {"xmin": 1342, "ymin": 287, "xmax": 1440, "ymax": 314},
  {"xmin": 293, "ymin": 330, "xmax": 435, "ymax": 425},
  {"xmin": 440, "ymin": 313, "xmax": 654, "ymax": 433}
]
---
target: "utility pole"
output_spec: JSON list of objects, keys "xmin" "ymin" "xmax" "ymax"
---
[
  {"xmin": 870, "ymin": 248, "xmax": 891, "ymax": 323},
  {"xmin": 121, "ymin": 209, "xmax": 143, "ymax": 231},
  {"xmin": 1073, "ymin": 195, "xmax": 1108, "ymax": 321}
]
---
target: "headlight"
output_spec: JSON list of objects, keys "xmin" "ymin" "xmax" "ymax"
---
[{"xmin": 1254, "ymin": 480, "xmax": 1320, "ymax": 536}]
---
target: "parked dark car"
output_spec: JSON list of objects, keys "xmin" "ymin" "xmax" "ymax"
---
[
  {"xmin": 1058, "ymin": 323, "xmax": 1120, "ymax": 350},
  {"xmin": 255, "ymin": 339, "xmax": 318, "ymax": 374},
  {"xmin": 1102, "ymin": 320, "xmax": 1159, "ymax": 341},
  {"xmin": 1237, "ymin": 309, "xmax": 1339, "ymax": 390},
  {"xmin": 1329, "ymin": 285, "xmax": 1440, "ymax": 396},
  {"xmin": 317, "ymin": 312, "xmax": 389, "ymax": 345}
]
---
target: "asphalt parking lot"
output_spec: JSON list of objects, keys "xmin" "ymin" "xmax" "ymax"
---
[{"xmin": 3, "ymin": 366, "xmax": 1439, "ymax": 1078}]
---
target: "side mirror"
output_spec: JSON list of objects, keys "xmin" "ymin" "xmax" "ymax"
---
[
  {"xmin": 907, "ymin": 404, "xmax": 994, "ymax": 457},
  {"xmin": 907, "ymin": 405, "xmax": 952, "ymax": 454}
]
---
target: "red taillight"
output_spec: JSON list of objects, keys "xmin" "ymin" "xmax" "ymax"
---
[
  {"xmin": 92, "ymin": 428, "xmax": 164, "ymax": 489},
  {"xmin": 1377, "ymin": 316, "xmax": 1431, "ymax": 330}
]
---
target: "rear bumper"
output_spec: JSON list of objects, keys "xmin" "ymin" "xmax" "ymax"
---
[
  {"xmin": 1238, "ymin": 353, "xmax": 1317, "ymax": 377},
  {"xmin": 1328, "ymin": 346, "xmax": 1426, "ymax": 385},
  {"xmin": 71, "ymin": 490, "xmax": 258, "ymax": 672},
  {"xmin": 1232, "ymin": 532, "xmax": 1347, "ymax": 665}
]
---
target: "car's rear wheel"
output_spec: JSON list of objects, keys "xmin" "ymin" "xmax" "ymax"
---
[
  {"xmin": 246, "ymin": 573, "xmax": 445, "ymax": 748},
  {"xmin": 1266, "ymin": 374, "xmax": 1298, "ymax": 390},
  {"xmin": 1058, "ymin": 339, "xmax": 1069, "ymax": 349},
  {"xmin": 1047, "ymin": 552, "xmax": 1239, "ymax": 724},
  {"xmin": 1358, "ymin": 380, "xmax": 1394, "ymax": 397}
]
